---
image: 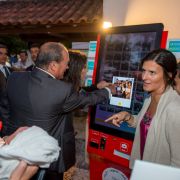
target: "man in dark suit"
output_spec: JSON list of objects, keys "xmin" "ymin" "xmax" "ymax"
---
[
  {"xmin": 0, "ymin": 42, "xmax": 111, "ymax": 179},
  {"xmin": 0, "ymin": 44, "xmax": 11, "ymax": 96}
]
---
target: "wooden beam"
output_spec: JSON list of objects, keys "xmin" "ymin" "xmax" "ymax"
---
[
  {"xmin": 20, "ymin": 32, "xmax": 98, "ymax": 43},
  {"xmin": 0, "ymin": 23, "xmax": 103, "ymax": 35}
]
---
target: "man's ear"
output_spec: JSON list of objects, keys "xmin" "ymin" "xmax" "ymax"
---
[{"xmin": 48, "ymin": 61, "xmax": 56, "ymax": 72}]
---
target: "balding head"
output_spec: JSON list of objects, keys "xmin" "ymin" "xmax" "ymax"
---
[
  {"xmin": 36, "ymin": 42, "xmax": 69, "ymax": 79},
  {"xmin": 36, "ymin": 42, "xmax": 68, "ymax": 68}
]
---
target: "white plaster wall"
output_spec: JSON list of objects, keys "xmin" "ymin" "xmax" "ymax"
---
[
  {"xmin": 103, "ymin": 0, "xmax": 130, "ymax": 27},
  {"xmin": 103, "ymin": 0, "xmax": 180, "ymax": 38}
]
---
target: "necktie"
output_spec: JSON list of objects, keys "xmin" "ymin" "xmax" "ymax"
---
[{"xmin": 3, "ymin": 66, "xmax": 10, "ymax": 78}]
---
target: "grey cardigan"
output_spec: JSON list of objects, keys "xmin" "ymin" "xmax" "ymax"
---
[{"xmin": 130, "ymin": 87, "xmax": 180, "ymax": 168}]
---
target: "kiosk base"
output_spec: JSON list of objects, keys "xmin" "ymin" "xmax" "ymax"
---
[
  {"xmin": 87, "ymin": 129, "xmax": 132, "ymax": 180},
  {"xmin": 89, "ymin": 153, "xmax": 131, "ymax": 180}
]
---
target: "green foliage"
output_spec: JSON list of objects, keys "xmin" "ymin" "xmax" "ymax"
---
[{"xmin": 0, "ymin": 36, "xmax": 28, "ymax": 54}]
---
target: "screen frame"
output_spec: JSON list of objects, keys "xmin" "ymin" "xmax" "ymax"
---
[{"xmin": 89, "ymin": 23, "xmax": 164, "ymax": 140}]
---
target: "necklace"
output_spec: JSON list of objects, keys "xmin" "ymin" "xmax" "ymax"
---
[{"xmin": 143, "ymin": 112, "xmax": 152, "ymax": 124}]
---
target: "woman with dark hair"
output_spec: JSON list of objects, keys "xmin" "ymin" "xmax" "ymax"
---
[
  {"xmin": 64, "ymin": 50, "xmax": 87, "ymax": 91},
  {"xmin": 64, "ymin": 50, "xmax": 110, "ymax": 91},
  {"xmin": 106, "ymin": 49, "xmax": 180, "ymax": 168}
]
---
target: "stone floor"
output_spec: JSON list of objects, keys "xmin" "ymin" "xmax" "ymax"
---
[
  {"xmin": 64, "ymin": 166, "xmax": 89, "ymax": 180},
  {"xmin": 63, "ymin": 112, "xmax": 90, "ymax": 180}
]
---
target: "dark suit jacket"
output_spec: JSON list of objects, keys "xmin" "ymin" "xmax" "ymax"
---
[
  {"xmin": 0, "ymin": 67, "xmax": 109, "ymax": 172},
  {"xmin": 0, "ymin": 71, "xmax": 6, "ymax": 96},
  {"xmin": 0, "ymin": 66, "xmax": 12, "ymax": 93},
  {"xmin": 0, "ymin": 66, "xmax": 13, "ymax": 110},
  {"xmin": 49, "ymin": 113, "xmax": 75, "ymax": 173},
  {"xmin": 50, "ymin": 84, "xmax": 103, "ymax": 172}
]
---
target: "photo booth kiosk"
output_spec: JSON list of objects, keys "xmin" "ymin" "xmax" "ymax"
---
[{"xmin": 87, "ymin": 23, "xmax": 165, "ymax": 180}]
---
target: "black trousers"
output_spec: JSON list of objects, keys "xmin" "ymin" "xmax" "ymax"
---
[
  {"xmin": 31, "ymin": 169, "xmax": 63, "ymax": 180},
  {"xmin": 44, "ymin": 170, "xmax": 63, "ymax": 180}
]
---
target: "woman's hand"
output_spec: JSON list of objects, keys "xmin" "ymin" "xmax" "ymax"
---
[{"xmin": 105, "ymin": 111, "xmax": 132, "ymax": 127}]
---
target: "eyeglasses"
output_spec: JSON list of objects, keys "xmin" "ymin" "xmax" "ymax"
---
[{"xmin": 0, "ymin": 52, "xmax": 8, "ymax": 56}]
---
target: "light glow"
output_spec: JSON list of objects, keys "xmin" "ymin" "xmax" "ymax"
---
[{"xmin": 103, "ymin": 21, "xmax": 112, "ymax": 29}]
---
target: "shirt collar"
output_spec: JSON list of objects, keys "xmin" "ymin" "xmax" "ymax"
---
[
  {"xmin": 36, "ymin": 67, "xmax": 56, "ymax": 79},
  {"xmin": 0, "ymin": 64, "xmax": 4, "ymax": 69}
]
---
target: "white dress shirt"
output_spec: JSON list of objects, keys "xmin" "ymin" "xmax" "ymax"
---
[{"xmin": 0, "ymin": 64, "xmax": 10, "ymax": 78}]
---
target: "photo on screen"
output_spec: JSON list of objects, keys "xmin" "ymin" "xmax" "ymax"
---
[{"xmin": 110, "ymin": 76, "xmax": 134, "ymax": 108}]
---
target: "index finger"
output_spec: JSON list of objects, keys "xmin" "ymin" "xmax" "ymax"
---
[{"xmin": 104, "ymin": 115, "xmax": 115, "ymax": 122}]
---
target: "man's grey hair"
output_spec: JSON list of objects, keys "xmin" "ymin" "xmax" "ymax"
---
[{"xmin": 36, "ymin": 42, "xmax": 67, "ymax": 69}]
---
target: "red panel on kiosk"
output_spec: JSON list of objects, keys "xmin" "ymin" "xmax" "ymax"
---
[
  {"xmin": 88, "ymin": 129, "xmax": 133, "ymax": 167},
  {"xmin": 161, "ymin": 31, "xmax": 168, "ymax": 48},
  {"xmin": 0, "ymin": 120, "xmax": 2, "ymax": 131},
  {"xmin": 87, "ymin": 23, "xmax": 165, "ymax": 180}
]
